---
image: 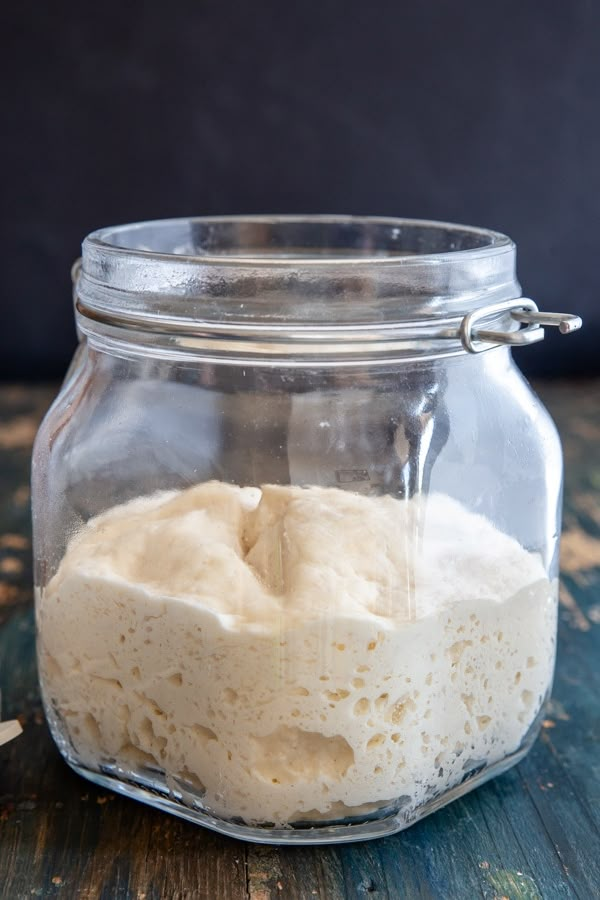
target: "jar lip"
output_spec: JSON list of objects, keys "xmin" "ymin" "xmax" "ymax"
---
[
  {"xmin": 77, "ymin": 215, "xmax": 521, "ymax": 359},
  {"xmin": 84, "ymin": 215, "xmax": 514, "ymax": 268}
]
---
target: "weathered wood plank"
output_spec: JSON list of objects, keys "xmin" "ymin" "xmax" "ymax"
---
[{"xmin": 0, "ymin": 381, "xmax": 598, "ymax": 900}]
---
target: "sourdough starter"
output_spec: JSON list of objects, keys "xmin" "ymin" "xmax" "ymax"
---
[{"xmin": 38, "ymin": 483, "xmax": 556, "ymax": 825}]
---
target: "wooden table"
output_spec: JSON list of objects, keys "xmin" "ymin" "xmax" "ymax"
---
[{"xmin": 1, "ymin": 382, "xmax": 598, "ymax": 900}]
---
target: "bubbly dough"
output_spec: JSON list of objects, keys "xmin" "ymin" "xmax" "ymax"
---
[{"xmin": 38, "ymin": 483, "xmax": 556, "ymax": 825}]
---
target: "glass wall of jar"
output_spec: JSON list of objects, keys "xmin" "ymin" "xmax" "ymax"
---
[{"xmin": 32, "ymin": 217, "xmax": 578, "ymax": 844}]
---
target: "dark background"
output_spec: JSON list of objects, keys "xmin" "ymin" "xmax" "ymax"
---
[{"xmin": 2, "ymin": 0, "xmax": 598, "ymax": 380}]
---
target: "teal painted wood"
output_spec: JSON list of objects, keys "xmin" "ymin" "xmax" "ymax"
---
[{"xmin": 0, "ymin": 382, "xmax": 598, "ymax": 900}]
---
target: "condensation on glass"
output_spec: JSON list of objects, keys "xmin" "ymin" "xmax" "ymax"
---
[{"xmin": 32, "ymin": 216, "xmax": 581, "ymax": 844}]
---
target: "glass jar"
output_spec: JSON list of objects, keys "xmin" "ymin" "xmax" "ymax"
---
[{"xmin": 32, "ymin": 216, "xmax": 581, "ymax": 845}]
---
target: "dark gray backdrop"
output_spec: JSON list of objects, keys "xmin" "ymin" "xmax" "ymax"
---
[{"xmin": 2, "ymin": 0, "xmax": 598, "ymax": 379}]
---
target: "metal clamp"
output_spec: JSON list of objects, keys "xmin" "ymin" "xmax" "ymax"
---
[
  {"xmin": 71, "ymin": 253, "xmax": 582, "ymax": 357},
  {"xmin": 460, "ymin": 298, "xmax": 582, "ymax": 354}
]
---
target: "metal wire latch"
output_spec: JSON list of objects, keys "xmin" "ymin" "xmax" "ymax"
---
[
  {"xmin": 71, "ymin": 255, "xmax": 582, "ymax": 356},
  {"xmin": 459, "ymin": 298, "xmax": 582, "ymax": 353}
]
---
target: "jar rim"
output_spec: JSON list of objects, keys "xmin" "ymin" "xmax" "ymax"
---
[
  {"xmin": 85, "ymin": 215, "xmax": 513, "ymax": 268},
  {"xmin": 76, "ymin": 215, "xmax": 521, "ymax": 363}
]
